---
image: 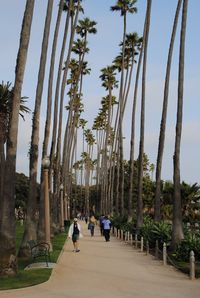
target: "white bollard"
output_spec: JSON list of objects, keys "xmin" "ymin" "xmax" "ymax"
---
[
  {"xmin": 163, "ymin": 243, "xmax": 167, "ymax": 266},
  {"xmin": 130, "ymin": 234, "xmax": 133, "ymax": 246},
  {"xmin": 141, "ymin": 237, "xmax": 144, "ymax": 252},
  {"xmin": 190, "ymin": 250, "xmax": 195, "ymax": 280},
  {"xmin": 135, "ymin": 234, "xmax": 138, "ymax": 248}
]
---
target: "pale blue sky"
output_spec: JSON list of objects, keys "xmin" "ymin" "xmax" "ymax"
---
[{"xmin": 0, "ymin": 0, "xmax": 200, "ymax": 184}]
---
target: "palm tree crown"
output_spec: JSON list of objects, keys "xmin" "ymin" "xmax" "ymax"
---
[
  {"xmin": 76, "ymin": 17, "xmax": 97, "ymax": 38},
  {"xmin": 111, "ymin": 0, "xmax": 137, "ymax": 16}
]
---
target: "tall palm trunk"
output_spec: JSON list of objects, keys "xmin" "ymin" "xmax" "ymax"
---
[
  {"xmin": 0, "ymin": 0, "xmax": 35, "ymax": 275},
  {"xmin": 128, "ymin": 45, "xmax": 143, "ymax": 221},
  {"xmin": 118, "ymin": 13, "xmax": 126, "ymax": 216},
  {"xmin": 19, "ymin": 0, "xmax": 53, "ymax": 256},
  {"xmin": 172, "ymin": 0, "xmax": 188, "ymax": 248},
  {"xmin": 37, "ymin": 0, "xmax": 64, "ymax": 240},
  {"xmin": 137, "ymin": 0, "xmax": 151, "ymax": 230},
  {"xmin": 154, "ymin": 0, "xmax": 183, "ymax": 221},
  {"xmin": 49, "ymin": 1, "xmax": 71, "ymax": 163},
  {"xmin": 48, "ymin": 1, "xmax": 72, "ymax": 232},
  {"xmin": 54, "ymin": 1, "xmax": 80, "ymax": 223}
]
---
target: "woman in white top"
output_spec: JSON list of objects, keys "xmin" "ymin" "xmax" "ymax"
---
[{"xmin": 68, "ymin": 218, "xmax": 83, "ymax": 252}]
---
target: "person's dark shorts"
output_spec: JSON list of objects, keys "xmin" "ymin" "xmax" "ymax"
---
[{"xmin": 72, "ymin": 234, "xmax": 79, "ymax": 242}]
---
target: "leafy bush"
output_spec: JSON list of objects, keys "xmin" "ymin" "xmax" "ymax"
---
[
  {"xmin": 140, "ymin": 216, "xmax": 171, "ymax": 248},
  {"xmin": 111, "ymin": 215, "xmax": 128, "ymax": 229},
  {"xmin": 174, "ymin": 234, "xmax": 200, "ymax": 262},
  {"xmin": 140, "ymin": 216, "xmax": 154, "ymax": 243},
  {"xmin": 151, "ymin": 221, "xmax": 172, "ymax": 247}
]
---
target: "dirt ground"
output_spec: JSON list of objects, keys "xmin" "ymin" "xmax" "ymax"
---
[{"xmin": 1, "ymin": 221, "xmax": 200, "ymax": 298}]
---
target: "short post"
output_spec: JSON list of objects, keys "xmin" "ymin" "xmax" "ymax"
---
[
  {"xmin": 155, "ymin": 240, "xmax": 159, "ymax": 259},
  {"xmin": 141, "ymin": 236, "xmax": 144, "ymax": 252},
  {"xmin": 130, "ymin": 234, "xmax": 133, "ymax": 246},
  {"xmin": 135, "ymin": 234, "xmax": 138, "ymax": 248},
  {"xmin": 190, "ymin": 250, "xmax": 195, "ymax": 280},
  {"xmin": 163, "ymin": 242, "xmax": 167, "ymax": 266},
  {"xmin": 146, "ymin": 240, "xmax": 149, "ymax": 255}
]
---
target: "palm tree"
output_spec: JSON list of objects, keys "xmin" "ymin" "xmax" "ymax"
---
[
  {"xmin": 0, "ymin": 82, "xmax": 30, "ymax": 217},
  {"xmin": 79, "ymin": 118, "xmax": 87, "ymax": 195},
  {"xmin": 0, "ymin": 0, "xmax": 35, "ymax": 276},
  {"xmin": 128, "ymin": 38, "xmax": 143, "ymax": 221},
  {"xmin": 19, "ymin": 0, "xmax": 54, "ymax": 256},
  {"xmin": 54, "ymin": 0, "xmax": 82, "ymax": 205},
  {"xmin": 76, "ymin": 17, "xmax": 97, "ymax": 39},
  {"xmin": 37, "ymin": 0, "xmax": 65, "ymax": 240},
  {"xmin": 99, "ymin": 66, "xmax": 118, "ymax": 214},
  {"xmin": 61, "ymin": 16, "xmax": 97, "ymax": 214},
  {"xmin": 49, "ymin": 0, "xmax": 73, "ymax": 164},
  {"xmin": 171, "ymin": 0, "xmax": 188, "ymax": 248},
  {"xmin": 154, "ymin": 0, "xmax": 183, "ymax": 222},
  {"xmin": 137, "ymin": 0, "xmax": 152, "ymax": 230},
  {"xmin": 48, "ymin": 0, "xmax": 80, "ymax": 234},
  {"xmin": 111, "ymin": 0, "xmax": 137, "ymax": 216},
  {"xmin": 42, "ymin": 0, "xmax": 64, "ymax": 159}
]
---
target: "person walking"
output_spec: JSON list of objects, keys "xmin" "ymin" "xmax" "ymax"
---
[
  {"xmin": 88, "ymin": 215, "xmax": 97, "ymax": 237},
  {"xmin": 102, "ymin": 216, "xmax": 111, "ymax": 242},
  {"xmin": 68, "ymin": 218, "xmax": 82, "ymax": 252}
]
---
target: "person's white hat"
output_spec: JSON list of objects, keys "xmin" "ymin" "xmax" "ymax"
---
[{"xmin": 74, "ymin": 218, "xmax": 78, "ymax": 221}]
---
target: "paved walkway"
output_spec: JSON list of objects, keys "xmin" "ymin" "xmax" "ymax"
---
[{"xmin": 1, "ymin": 221, "xmax": 200, "ymax": 298}]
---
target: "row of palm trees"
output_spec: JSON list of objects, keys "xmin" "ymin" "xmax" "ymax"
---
[
  {"xmin": 77, "ymin": 0, "xmax": 188, "ymax": 250},
  {"xmin": 0, "ymin": 0, "xmax": 189, "ymax": 276},
  {"xmin": 0, "ymin": 0, "xmax": 98, "ymax": 276}
]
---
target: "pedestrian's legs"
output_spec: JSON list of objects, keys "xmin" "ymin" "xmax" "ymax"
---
[
  {"xmin": 104, "ymin": 229, "xmax": 109, "ymax": 241},
  {"xmin": 72, "ymin": 235, "xmax": 80, "ymax": 252},
  {"xmin": 90, "ymin": 225, "xmax": 94, "ymax": 236},
  {"xmin": 100, "ymin": 224, "xmax": 104, "ymax": 236},
  {"xmin": 107, "ymin": 229, "xmax": 110, "ymax": 241},
  {"xmin": 74, "ymin": 240, "xmax": 79, "ymax": 251}
]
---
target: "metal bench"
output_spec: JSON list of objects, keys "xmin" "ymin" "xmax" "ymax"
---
[{"xmin": 27, "ymin": 240, "xmax": 51, "ymax": 267}]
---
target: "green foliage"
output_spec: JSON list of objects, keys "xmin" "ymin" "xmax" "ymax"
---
[
  {"xmin": 15, "ymin": 172, "xmax": 40, "ymax": 211},
  {"xmin": 140, "ymin": 216, "xmax": 154, "ymax": 243},
  {"xmin": 111, "ymin": 214, "xmax": 128, "ymax": 229},
  {"xmin": 140, "ymin": 216, "xmax": 171, "ymax": 248},
  {"xmin": 173, "ymin": 233, "xmax": 200, "ymax": 262}
]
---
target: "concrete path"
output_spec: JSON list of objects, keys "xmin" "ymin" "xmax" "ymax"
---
[{"xmin": 1, "ymin": 221, "xmax": 200, "ymax": 298}]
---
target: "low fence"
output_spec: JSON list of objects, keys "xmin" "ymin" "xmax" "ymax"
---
[{"xmin": 112, "ymin": 227, "xmax": 198, "ymax": 280}]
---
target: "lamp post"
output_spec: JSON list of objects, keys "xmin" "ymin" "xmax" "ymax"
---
[
  {"xmin": 60, "ymin": 183, "xmax": 64, "ymax": 232},
  {"xmin": 42, "ymin": 156, "xmax": 52, "ymax": 251}
]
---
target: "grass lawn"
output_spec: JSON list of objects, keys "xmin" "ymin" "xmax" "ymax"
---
[{"xmin": 0, "ymin": 221, "xmax": 67, "ymax": 291}]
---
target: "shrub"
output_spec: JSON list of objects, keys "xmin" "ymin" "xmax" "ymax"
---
[
  {"xmin": 140, "ymin": 216, "xmax": 171, "ymax": 248},
  {"xmin": 174, "ymin": 234, "xmax": 200, "ymax": 262}
]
